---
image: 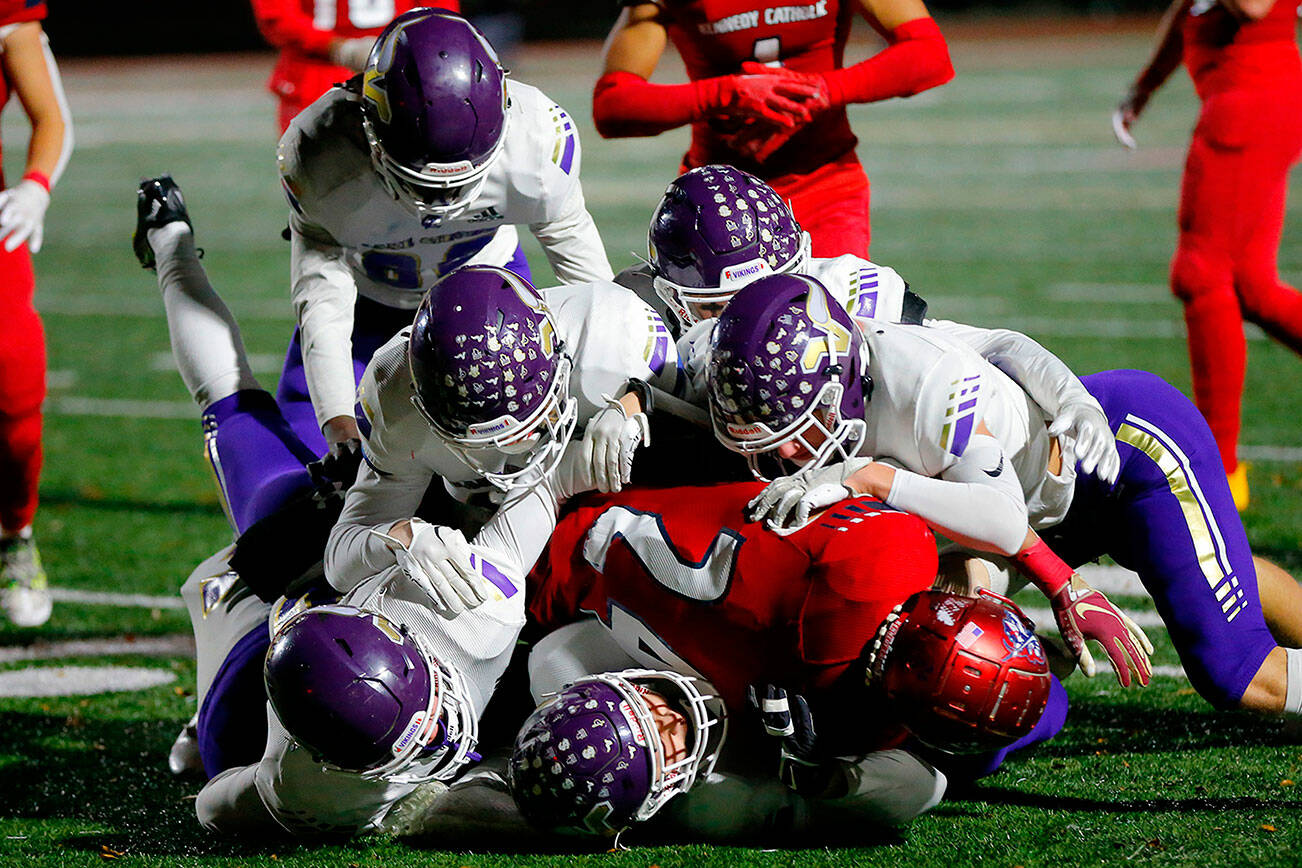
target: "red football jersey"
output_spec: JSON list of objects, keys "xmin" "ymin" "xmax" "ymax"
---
[
  {"xmin": 529, "ymin": 481, "xmax": 938, "ymax": 713},
  {"xmin": 647, "ymin": 0, "xmax": 859, "ymax": 178},
  {"xmin": 1182, "ymin": 0, "xmax": 1302, "ymax": 97}
]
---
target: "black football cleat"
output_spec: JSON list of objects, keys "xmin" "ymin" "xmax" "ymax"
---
[{"xmin": 133, "ymin": 175, "xmax": 194, "ymax": 270}]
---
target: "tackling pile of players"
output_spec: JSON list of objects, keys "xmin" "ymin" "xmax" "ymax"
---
[{"xmin": 129, "ymin": 4, "xmax": 1302, "ymax": 851}]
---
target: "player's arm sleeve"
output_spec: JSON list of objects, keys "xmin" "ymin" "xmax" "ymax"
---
[
  {"xmin": 821, "ymin": 16, "xmax": 954, "ymax": 108},
  {"xmin": 885, "ymin": 432, "xmax": 1029, "ymax": 556},
  {"xmin": 876, "ymin": 361, "xmax": 1028, "ymax": 555},
  {"xmin": 324, "ymin": 459, "xmax": 431, "ymax": 593},
  {"xmin": 289, "ymin": 218, "xmax": 360, "ymax": 430},
  {"xmin": 529, "ymin": 143, "xmax": 614, "ymax": 284},
  {"xmin": 196, "ymin": 764, "xmax": 285, "ymax": 835},
  {"xmin": 927, "ymin": 319, "xmax": 1102, "ymax": 420},
  {"xmin": 248, "ymin": 0, "xmax": 341, "ymax": 58}
]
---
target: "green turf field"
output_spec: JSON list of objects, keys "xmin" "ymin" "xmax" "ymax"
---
[{"xmin": 1, "ymin": 17, "xmax": 1300, "ymax": 866}]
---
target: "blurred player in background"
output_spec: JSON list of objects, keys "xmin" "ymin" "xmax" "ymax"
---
[
  {"xmin": 278, "ymin": 8, "xmax": 612, "ymax": 462},
  {"xmin": 593, "ymin": 0, "xmax": 953, "ymax": 257},
  {"xmin": 0, "ymin": 0, "xmax": 71, "ymax": 628},
  {"xmin": 250, "ymin": 0, "xmax": 459, "ymax": 132},
  {"xmin": 1114, "ymin": 0, "xmax": 1302, "ymax": 510}
]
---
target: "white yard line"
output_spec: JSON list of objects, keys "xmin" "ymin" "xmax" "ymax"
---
[
  {"xmin": 149, "ymin": 352, "xmax": 282, "ymax": 374},
  {"xmin": 50, "ymin": 588, "xmax": 185, "ymax": 610},
  {"xmin": 0, "ymin": 634, "xmax": 193, "ymax": 663},
  {"xmin": 0, "ymin": 665, "xmax": 178, "ymax": 697}
]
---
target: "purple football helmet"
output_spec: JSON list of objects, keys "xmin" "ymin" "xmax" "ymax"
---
[
  {"xmin": 264, "ymin": 604, "xmax": 479, "ymax": 782},
  {"xmin": 409, "ymin": 265, "xmax": 577, "ymax": 490},
  {"xmin": 361, "ymin": 9, "xmax": 507, "ymax": 222},
  {"xmin": 648, "ymin": 165, "xmax": 810, "ymax": 329},
  {"xmin": 707, "ymin": 273, "xmax": 870, "ymax": 480},
  {"xmin": 508, "ymin": 670, "xmax": 727, "ymax": 836}
]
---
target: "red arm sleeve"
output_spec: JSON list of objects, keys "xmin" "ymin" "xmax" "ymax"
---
[
  {"xmin": 249, "ymin": 0, "xmax": 339, "ymax": 58},
  {"xmin": 592, "ymin": 69, "xmax": 729, "ymax": 138},
  {"xmin": 821, "ymin": 17, "xmax": 954, "ymax": 109}
]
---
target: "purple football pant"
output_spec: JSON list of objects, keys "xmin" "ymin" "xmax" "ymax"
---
[
  {"xmin": 197, "ymin": 624, "xmax": 269, "ymax": 778},
  {"xmin": 275, "ymin": 246, "xmax": 534, "ymax": 456},
  {"xmin": 1041, "ymin": 369, "xmax": 1275, "ymax": 709},
  {"xmin": 202, "ymin": 389, "xmax": 318, "ymax": 536},
  {"xmin": 196, "ymin": 387, "xmax": 324, "ymax": 775}
]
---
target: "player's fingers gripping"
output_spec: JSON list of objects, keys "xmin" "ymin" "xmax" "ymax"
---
[
  {"xmin": 435, "ymin": 525, "xmax": 487, "ymax": 606},
  {"xmin": 748, "ymin": 481, "xmax": 788, "ymax": 522},
  {"xmin": 772, "ymin": 484, "xmax": 807, "ymax": 529},
  {"xmin": 750, "ymin": 683, "xmax": 796, "ymax": 737}
]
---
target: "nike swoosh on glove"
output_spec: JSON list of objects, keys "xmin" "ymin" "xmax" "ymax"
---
[{"xmin": 1049, "ymin": 574, "xmax": 1153, "ymax": 687}]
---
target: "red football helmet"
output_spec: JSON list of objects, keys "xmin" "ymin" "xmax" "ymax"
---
[{"xmin": 866, "ymin": 589, "xmax": 1051, "ymax": 754}]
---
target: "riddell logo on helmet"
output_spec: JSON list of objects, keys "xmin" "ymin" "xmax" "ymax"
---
[
  {"xmin": 467, "ymin": 417, "xmax": 515, "ymax": 437},
  {"xmin": 617, "ymin": 700, "xmax": 647, "ymax": 746},
  {"xmin": 721, "ymin": 260, "xmax": 770, "ymax": 284},
  {"xmin": 726, "ymin": 421, "xmax": 766, "ymax": 439}
]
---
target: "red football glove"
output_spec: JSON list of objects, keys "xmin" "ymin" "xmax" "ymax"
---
[
  {"xmin": 1048, "ymin": 575, "xmax": 1153, "ymax": 687},
  {"xmin": 740, "ymin": 62, "xmax": 831, "ymax": 115},
  {"xmin": 706, "ymin": 69, "xmax": 824, "ymax": 130},
  {"xmin": 1012, "ymin": 538, "xmax": 1153, "ymax": 687}
]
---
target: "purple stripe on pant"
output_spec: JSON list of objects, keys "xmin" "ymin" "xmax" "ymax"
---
[
  {"xmin": 1041, "ymin": 369, "xmax": 1274, "ymax": 709},
  {"xmin": 275, "ymin": 246, "xmax": 534, "ymax": 456}
]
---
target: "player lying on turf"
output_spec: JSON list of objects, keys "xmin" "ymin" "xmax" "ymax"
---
[
  {"xmin": 274, "ymin": 8, "xmax": 614, "ymax": 463},
  {"xmin": 391, "ymin": 483, "xmax": 1064, "ymax": 846},
  {"xmin": 707, "ymin": 273, "xmax": 1302, "ymax": 719},
  {"xmin": 505, "ymin": 589, "xmax": 1057, "ymax": 845},
  {"xmin": 134, "ymin": 176, "xmax": 614, "ymax": 835}
]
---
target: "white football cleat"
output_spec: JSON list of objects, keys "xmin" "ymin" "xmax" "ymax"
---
[
  {"xmin": 0, "ymin": 535, "xmax": 52, "ymax": 628},
  {"xmin": 169, "ymin": 715, "xmax": 203, "ymax": 776}
]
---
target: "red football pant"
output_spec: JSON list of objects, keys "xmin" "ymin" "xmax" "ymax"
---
[
  {"xmin": 1170, "ymin": 85, "xmax": 1302, "ymax": 474},
  {"xmin": 771, "ymin": 152, "xmax": 871, "ymax": 259},
  {"xmin": 0, "ymin": 244, "xmax": 44, "ymax": 532}
]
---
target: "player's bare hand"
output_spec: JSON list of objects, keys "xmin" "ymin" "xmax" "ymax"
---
[
  {"xmin": 1049, "ymin": 574, "xmax": 1153, "ymax": 687},
  {"xmin": 1048, "ymin": 400, "xmax": 1120, "ymax": 484}
]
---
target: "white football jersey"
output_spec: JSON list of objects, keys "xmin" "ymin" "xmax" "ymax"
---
[
  {"xmin": 253, "ymin": 541, "xmax": 526, "ymax": 835},
  {"xmin": 280, "ymin": 79, "xmax": 611, "ymax": 309},
  {"xmin": 325, "ymin": 281, "xmax": 680, "ymax": 591},
  {"xmin": 279, "ymin": 79, "xmax": 613, "ymax": 428},
  {"xmin": 856, "ymin": 321, "xmax": 1075, "ymax": 529}
]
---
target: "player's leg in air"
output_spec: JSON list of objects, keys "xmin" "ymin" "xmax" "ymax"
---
[
  {"xmin": 134, "ymin": 175, "xmax": 344, "ymax": 778},
  {"xmin": 1041, "ymin": 370, "xmax": 1302, "ymax": 717}
]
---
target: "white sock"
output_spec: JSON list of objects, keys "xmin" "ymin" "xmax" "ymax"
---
[
  {"xmin": 150, "ymin": 223, "xmax": 261, "ymax": 408},
  {"xmin": 1285, "ymin": 647, "xmax": 1302, "ymax": 716}
]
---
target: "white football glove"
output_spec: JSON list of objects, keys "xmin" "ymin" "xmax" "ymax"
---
[
  {"xmin": 329, "ymin": 36, "xmax": 376, "ymax": 71},
  {"xmin": 373, "ymin": 519, "xmax": 487, "ymax": 619},
  {"xmin": 580, "ymin": 394, "xmax": 651, "ymax": 493},
  {"xmin": 747, "ymin": 458, "xmax": 874, "ymax": 531},
  {"xmin": 0, "ymin": 179, "xmax": 49, "ymax": 253},
  {"xmin": 1111, "ymin": 107, "xmax": 1137, "ymax": 150},
  {"xmin": 1048, "ymin": 400, "xmax": 1120, "ymax": 484}
]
